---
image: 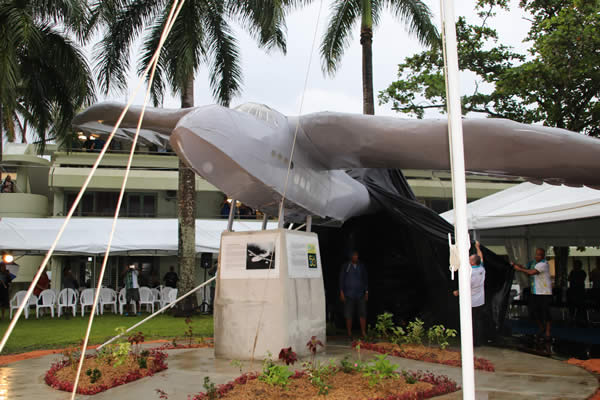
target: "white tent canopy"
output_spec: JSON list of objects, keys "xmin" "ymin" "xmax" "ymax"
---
[
  {"xmin": 441, "ymin": 182, "xmax": 600, "ymax": 231},
  {"xmin": 440, "ymin": 182, "xmax": 600, "ymax": 248},
  {"xmin": 0, "ymin": 217, "xmax": 275, "ymax": 255}
]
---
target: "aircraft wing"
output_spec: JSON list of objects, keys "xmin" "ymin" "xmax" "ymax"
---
[
  {"xmin": 72, "ymin": 102, "xmax": 193, "ymax": 147},
  {"xmin": 298, "ymin": 112, "xmax": 600, "ymax": 188}
]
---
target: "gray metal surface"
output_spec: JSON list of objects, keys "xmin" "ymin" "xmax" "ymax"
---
[{"xmin": 73, "ymin": 102, "xmax": 600, "ymax": 222}]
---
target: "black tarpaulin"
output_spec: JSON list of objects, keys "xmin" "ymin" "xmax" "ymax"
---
[{"xmin": 317, "ymin": 169, "xmax": 514, "ymax": 334}]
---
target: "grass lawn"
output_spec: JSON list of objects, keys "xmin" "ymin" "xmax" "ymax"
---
[{"xmin": 0, "ymin": 313, "xmax": 214, "ymax": 354}]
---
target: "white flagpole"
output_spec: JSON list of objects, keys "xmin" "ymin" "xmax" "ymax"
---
[{"xmin": 440, "ymin": 1, "xmax": 476, "ymax": 399}]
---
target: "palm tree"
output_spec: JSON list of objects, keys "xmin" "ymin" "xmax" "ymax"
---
[
  {"xmin": 92, "ymin": 0, "xmax": 299, "ymax": 313},
  {"xmin": 321, "ymin": 0, "xmax": 438, "ymax": 115},
  {"xmin": 0, "ymin": 0, "xmax": 96, "ymax": 159}
]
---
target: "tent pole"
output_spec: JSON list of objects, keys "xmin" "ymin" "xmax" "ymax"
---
[
  {"xmin": 306, "ymin": 215, "xmax": 312, "ymax": 233},
  {"xmin": 261, "ymin": 213, "xmax": 268, "ymax": 230},
  {"xmin": 440, "ymin": 1, "xmax": 475, "ymax": 399},
  {"xmin": 227, "ymin": 199, "xmax": 236, "ymax": 232}
]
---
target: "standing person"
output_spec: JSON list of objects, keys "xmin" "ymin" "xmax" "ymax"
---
[
  {"xmin": 0, "ymin": 263, "xmax": 13, "ymax": 320},
  {"xmin": 34, "ymin": 268, "xmax": 51, "ymax": 297},
  {"xmin": 63, "ymin": 267, "xmax": 78, "ymax": 290},
  {"xmin": 339, "ymin": 251, "xmax": 368, "ymax": 339},
  {"xmin": 123, "ymin": 265, "xmax": 141, "ymax": 316},
  {"xmin": 512, "ymin": 248, "xmax": 553, "ymax": 341},
  {"xmin": 163, "ymin": 266, "xmax": 179, "ymax": 289},
  {"xmin": 454, "ymin": 241, "xmax": 486, "ymax": 346},
  {"xmin": 568, "ymin": 260, "xmax": 587, "ymax": 322},
  {"xmin": 590, "ymin": 259, "xmax": 600, "ymax": 307}
]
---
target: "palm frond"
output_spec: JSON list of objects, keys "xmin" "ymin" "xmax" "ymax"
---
[
  {"xmin": 226, "ymin": 0, "xmax": 288, "ymax": 54},
  {"xmin": 93, "ymin": 0, "xmax": 165, "ymax": 95},
  {"xmin": 203, "ymin": 0, "xmax": 243, "ymax": 106},
  {"xmin": 320, "ymin": 0, "xmax": 361, "ymax": 76},
  {"xmin": 384, "ymin": 0, "xmax": 440, "ymax": 46}
]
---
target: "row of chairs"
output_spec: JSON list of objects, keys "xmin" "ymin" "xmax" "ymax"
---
[{"xmin": 9, "ymin": 287, "xmax": 178, "ymax": 319}]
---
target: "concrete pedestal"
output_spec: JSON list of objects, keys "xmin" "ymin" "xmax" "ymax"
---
[{"xmin": 214, "ymin": 229, "xmax": 326, "ymax": 360}]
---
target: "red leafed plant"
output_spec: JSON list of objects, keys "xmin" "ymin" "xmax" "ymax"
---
[
  {"xmin": 278, "ymin": 347, "xmax": 298, "ymax": 365},
  {"xmin": 306, "ymin": 336, "xmax": 324, "ymax": 355}
]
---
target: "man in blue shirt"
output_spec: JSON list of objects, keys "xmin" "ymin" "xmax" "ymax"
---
[{"xmin": 339, "ymin": 251, "xmax": 368, "ymax": 338}]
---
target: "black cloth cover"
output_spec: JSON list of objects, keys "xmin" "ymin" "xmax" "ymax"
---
[{"xmin": 316, "ymin": 169, "xmax": 514, "ymax": 333}]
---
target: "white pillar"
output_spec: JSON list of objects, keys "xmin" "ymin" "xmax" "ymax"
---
[{"xmin": 440, "ymin": 1, "xmax": 475, "ymax": 399}]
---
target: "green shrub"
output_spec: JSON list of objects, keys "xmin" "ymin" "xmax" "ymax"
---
[
  {"xmin": 405, "ymin": 319, "xmax": 425, "ymax": 345},
  {"xmin": 375, "ymin": 312, "xmax": 395, "ymax": 339},
  {"xmin": 362, "ymin": 354, "xmax": 398, "ymax": 387},
  {"xmin": 427, "ymin": 325, "xmax": 457, "ymax": 350}
]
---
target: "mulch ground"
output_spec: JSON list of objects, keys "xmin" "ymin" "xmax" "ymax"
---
[
  {"xmin": 0, "ymin": 340, "xmax": 168, "ymax": 366},
  {"xmin": 356, "ymin": 341, "xmax": 495, "ymax": 371},
  {"xmin": 45, "ymin": 349, "xmax": 168, "ymax": 395},
  {"xmin": 567, "ymin": 358, "xmax": 600, "ymax": 400},
  {"xmin": 192, "ymin": 370, "xmax": 458, "ymax": 400}
]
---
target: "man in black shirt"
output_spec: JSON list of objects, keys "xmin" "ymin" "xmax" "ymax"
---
[{"xmin": 164, "ymin": 266, "xmax": 179, "ymax": 288}]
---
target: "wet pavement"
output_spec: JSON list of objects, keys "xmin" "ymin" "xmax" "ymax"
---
[{"xmin": 0, "ymin": 342, "xmax": 596, "ymax": 399}]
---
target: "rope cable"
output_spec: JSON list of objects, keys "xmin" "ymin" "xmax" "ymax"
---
[
  {"xmin": 69, "ymin": 1, "xmax": 187, "ymax": 396},
  {"xmin": 276, "ymin": 0, "xmax": 324, "ymax": 225},
  {"xmin": 248, "ymin": 0, "xmax": 324, "ymax": 364}
]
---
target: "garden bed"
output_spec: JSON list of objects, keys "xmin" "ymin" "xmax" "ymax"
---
[
  {"xmin": 355, "ymin": 341, "xmax": 495, "ymax": 372},
  {"xmin": 158, "ymin": 337, "xmax": 214, "ymax": 350},
  {"xmin": 191, "ymin": 369, "xmax": 458, "ymax": 400},
  {"xmin": 45, "ymin": 349, "xmax": 168, "ymax": 395}
]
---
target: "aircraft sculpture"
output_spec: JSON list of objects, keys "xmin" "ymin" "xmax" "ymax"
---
[{"xmin": 73, "ymin": 102, "xmax": 600, "ymax": 223}]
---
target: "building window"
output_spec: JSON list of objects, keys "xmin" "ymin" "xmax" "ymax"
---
[{"xmin": 65, "ymin": 191, "xmax": 156, "ymax": 217}]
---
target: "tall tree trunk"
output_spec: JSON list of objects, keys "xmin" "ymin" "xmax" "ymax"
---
[
  {"xmin": 0, "ymin": 105, "xmax": 3, "ymax": 163},
  {"xmin": 176, "ymin": 75, "xmax": 197, "ymax": 315},
  {"xmin": 360, "ymin": 1, "xmax": 375, "ymax": 115}
]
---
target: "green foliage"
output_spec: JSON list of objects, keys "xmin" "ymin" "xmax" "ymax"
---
[
  {"xmin": 138, "ymin": 356, "xmax": 148, "ymax": 369},
  {"xmin": 259, "ymin": 363, "xmax": 293, "ymax": 388},
  {"xmin": 340, "ymin": 355, "xmax": 363, "ymax": 373},
  {"xmin": 375, "ymin": 312, "xmax": 395, "ymax": 339},
  {"xmin": 320, "ymin": 0, "xmax": 439, "ymax": 76},
  {"xmin": 202, "ymin": 376, "xmax": 217, "ymax": 400},
  {"xmin": 380, "ymin": 0, "xmax": 600, "ymax": 136},
  {"xmin": 86, "ymin": 368, "xmax": 102, "ymax": 384},
  {"xmin": 303, "ymin": 360, "xmax": 335, "ymax": 395},
  {"xmin": 404, "ymin": 319, "xmax": 425, "ymax": 345},
  {"xmin": 389, "ymin": 327, "xmax": 406, "ymax": 345},
  {"xmin": 362, "ymin": 354, "xmax": 398, "ymax": 387},
  {"xmin": 0, "ymin": 0, "xmax": 96, "ymax": 153},
  {"xmin": 427, "ymin": 325, "xmax": 457, "ymax": 350}
]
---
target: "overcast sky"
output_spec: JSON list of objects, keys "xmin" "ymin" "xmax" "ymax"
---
[{"xmin": 98, "ymin": 0, "xmax": 531, "ymax": 117}]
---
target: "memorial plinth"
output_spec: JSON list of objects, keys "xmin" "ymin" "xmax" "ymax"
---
[{"xmin": 214, "ymin": 229, "xmax": 326, "ymax": 360}]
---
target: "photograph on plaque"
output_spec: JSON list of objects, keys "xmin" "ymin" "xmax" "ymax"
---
[
  {"xmin": 246, "ymin": 241, "xmax": 276, "ymax": 270},
  {"xmin": 307, "ymin": 244, "xmax": 318, "ymax": 269}
]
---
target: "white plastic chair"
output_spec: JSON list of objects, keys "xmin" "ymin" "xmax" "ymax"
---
[
  {"xmin": 36, "ymin": 289, "xmax": 56, "ymax": 318},
  {"xmin": 160, "ymin": 288, "xmax": 178, "ymax": 310},
  {"xmin": 9, "ymin": 291, "xmax": 36, "ymax": 319},
  {"xmin": 99, "ymin": 288, "xmax": 117, "ymax": 314},
  {"xmin": 118, "ymin": 288, "xmax": 137, "ymax": 315},
  {"xmin": 80, "ymin": 288, "xmax": 99, "ymax": 317},
  {"xmin": 58, "ymin": 288, "xmax": 78, "ymax": 317},
  {"xmin": 151, "ymin": 288, "xmax": 161, "ymax": 309},
  {"xmin": 139, "ymin": 287, "xmax": 154, "ymax": 313}
]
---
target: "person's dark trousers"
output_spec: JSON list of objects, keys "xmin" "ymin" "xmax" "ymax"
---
[{"xmin": 472, "ymin": 305, "xmax": 486, "ymax": 347}]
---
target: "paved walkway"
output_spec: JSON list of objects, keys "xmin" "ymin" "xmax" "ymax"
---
[{"xmin": 0, "ymin": 343, "xmax": 596, "ymax": 399}]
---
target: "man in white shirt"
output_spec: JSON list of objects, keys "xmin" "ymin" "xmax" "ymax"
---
[
  {"xmin": 512, "ymin": 248, "xmax": 552, "ymax": 341},
  {"xmin": 123, "ymin": 264, "xmax": 141, "ymax": 316},
  {"xmin": 454, "ymin": 241, "xmax": 486, "ymax": 346}
]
